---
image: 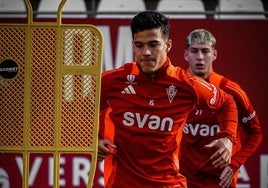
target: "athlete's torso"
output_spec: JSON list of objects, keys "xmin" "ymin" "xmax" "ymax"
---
[
  {"xmin": 101, "ymin": 61, "xmax": 195, "ymax": 187},
  {"xmin": 180, "ymin": 71, "xmax": 262, "ymax": 188}
]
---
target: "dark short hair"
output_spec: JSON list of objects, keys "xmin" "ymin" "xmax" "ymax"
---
[{"xmin": 130, "ymin": 11, "xmax": 170, "ymax": 39}]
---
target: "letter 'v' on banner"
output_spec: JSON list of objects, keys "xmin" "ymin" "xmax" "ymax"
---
[{"xmin": 0, "ymin": 0, "xmax": 103, "ymax": 187}]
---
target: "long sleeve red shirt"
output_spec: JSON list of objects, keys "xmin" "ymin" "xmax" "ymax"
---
[
  {"xmin": 99, "ymin": 59, "xmax": 237, "ymax": 188},
  {"xmin": 180, "ymin": 71, "xmax": 263, "ymax": 187}
]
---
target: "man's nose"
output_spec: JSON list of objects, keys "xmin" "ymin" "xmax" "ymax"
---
[
  {"xmin": 143, "ymin": 47, "xmax": 151, "ymax": 55},
  {"xmin": 196, "ymin": 51, "xmax": 204, "ymax": 59}
]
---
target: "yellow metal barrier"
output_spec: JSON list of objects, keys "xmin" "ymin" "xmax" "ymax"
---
[{"xmin": 0, "ymin": 0, "xmax": 103, "ymax": 187}]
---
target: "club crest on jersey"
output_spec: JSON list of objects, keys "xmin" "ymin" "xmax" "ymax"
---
[
  {"xmin": 166, "ymin": 85, "xmax": 177, "ymax": 103},
  {"xmin": 125, "ymin": 74, "xmax": 137, "ymax": 84}
]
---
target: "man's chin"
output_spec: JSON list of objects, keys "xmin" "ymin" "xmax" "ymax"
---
[
  {"xmin": 195, "ymin": 72, "xmax": 205, "ymax": 78},
  {"xmin": 142, "ymin": 68, "xmax": 155, "ymax": 75}
]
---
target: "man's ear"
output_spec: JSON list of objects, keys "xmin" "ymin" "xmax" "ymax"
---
[
  {"xmin": 184, "ymin": 50, "xmax": 189, "ymax": 61},
  {"xmin": 213, "ymin": 49, "xmax": 218, "ymax": 61},
  {"xmin": 166, "ymin": 39, "xmax": 172, "ymax": 52}
]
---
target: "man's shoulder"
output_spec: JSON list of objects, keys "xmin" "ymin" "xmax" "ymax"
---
[
  {"xmin": 102, "ymin": 62, "xmax": 137, "ymax": 79},
  {"xmin": 210, "ymin": 72, "xmax": 240, "ymax": 88},
  {"xmin": 211, "ymin": 72, "xmax": 248, "ymax": 100}
]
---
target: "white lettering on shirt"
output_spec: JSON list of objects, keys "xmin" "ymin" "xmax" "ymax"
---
[
  {"xmin": 183, "ymin": 123, "xmax": 220, "ymax": 136},
  {"xmin": 122, "ymin": 112, "xmax": 173, "ymax": 131},
  {"xmin": 242, "ymin": 111, "xmax": 256, "ymax": 123}
]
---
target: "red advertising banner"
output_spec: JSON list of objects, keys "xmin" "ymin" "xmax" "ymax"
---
[{"xmin": 1, "ymin": 18, "xmax": 268, "ymax": 188}]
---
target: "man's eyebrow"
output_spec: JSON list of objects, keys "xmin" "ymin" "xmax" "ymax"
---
[
  {"xmin": 134, "ymin": 40, "xmax": 160, "ymax": 44},
  {"xmin": 149, "ymin": 39, "xmax": 160, "ymax": 42},
  {"xmin": 190, "ymin": 46, "xmax": 210, "ymax": 50}
]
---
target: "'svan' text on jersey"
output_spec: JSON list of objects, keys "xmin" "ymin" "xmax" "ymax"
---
[
  {"xmin": 122, "ymin": 112, "xmax": 173, "ymax": 131},
  {"xmin": 183, "ymin": 123, "xmax": 220, "ymax": 136}
]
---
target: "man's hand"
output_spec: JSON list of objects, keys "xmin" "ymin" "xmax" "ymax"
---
[
  {"xmin": 219, "ymin": 166, "xmax": 234, "ymax": 188},
  {"xmin": 205, "ymin": 138, "xmax": 233, "ymax": 168},
  {"xmin": 98, "ymin": 139, "xmax": 117, "ymax": 162}
]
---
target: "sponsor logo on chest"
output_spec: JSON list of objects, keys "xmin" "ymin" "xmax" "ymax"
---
[
  {"xmin": 122, "ymin": 112, "xmax": 174, "ymax": 131},
  {"xmin": 183, "ymin": 123, "xmax": 220, "ymax": 137},
  {"xmin": 122, "ymin": 74, "xmax": 178, "ymax": 105}
]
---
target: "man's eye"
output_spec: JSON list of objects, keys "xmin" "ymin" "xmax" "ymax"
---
[
  {"xmin": 149, "ymin": 43, "xmax": 157, "ymax": 47},
  {"xmin": 135, "ymin": 44, "xmax": 143, "ymax": 48}
]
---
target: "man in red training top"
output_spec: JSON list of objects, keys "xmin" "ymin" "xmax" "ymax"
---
[
  {"xmin": 97, "ymin": 11, "xmax": 238, "ymax": 188},
  {"xmin": 180, "ymin": 29, "xmax": 263, "ymax": 187}
]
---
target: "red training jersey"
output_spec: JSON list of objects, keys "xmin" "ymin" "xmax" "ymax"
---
[
  {"xmin": 99, "ymin": 59, "xmax": 237, "ymax": 188},
  {"xmin": 180, "ymin": 71, "xmax": 263, "ymax": 187}
]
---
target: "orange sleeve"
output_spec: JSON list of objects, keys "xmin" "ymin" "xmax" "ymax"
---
[
  {"xmin": 222, "ymin": 79, "xmax": 263, "ymax": 171},
  {"xmin": 191, "ymin": 75, "xmax": 238, "ymax": 144}
]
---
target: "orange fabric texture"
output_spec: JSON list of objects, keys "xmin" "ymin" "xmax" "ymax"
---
[
  {"xmin": 180, "ymin": 71, "xmax": 262, "ymax": 187},
  {"xmin": 100, "ymin": 59, "xmax": 237, "ymax": 187}
]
